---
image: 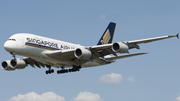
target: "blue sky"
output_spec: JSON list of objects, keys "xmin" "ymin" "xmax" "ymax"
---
[{"xmin": 0, "ymin": 0, "xmax": 180, "ymax": 101}]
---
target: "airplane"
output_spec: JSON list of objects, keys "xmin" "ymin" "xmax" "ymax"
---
[{"xmin": 1, "ymin": 22, "xmax": 179, "ymax": 74}]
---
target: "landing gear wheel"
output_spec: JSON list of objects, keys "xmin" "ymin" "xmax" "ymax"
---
[
  {"xmin": 48, "ymin": 70, "xmax": 51, "ymax": 74},
  {"xmin": 46, "ymin": 71, "xmax": 48, "ymax": 74},
  {"xmin": 57, "ymin": 70, "xmax": 60, "ymax": 74},
  {"xmin": 65, "ymin": 69, "xmax": 68, "ymax": 73},
  {"xmin": 45, "ymin": 68, "xmax": 54, "ymax": 74},
  {"xmin": 51, "ymin": 69, "xmax": 54, "ymax": 73}
]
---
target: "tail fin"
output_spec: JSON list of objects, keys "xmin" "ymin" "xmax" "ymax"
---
[{"xmin": 97, "ymin": 22, "xmax": 116, "ymax": 45}]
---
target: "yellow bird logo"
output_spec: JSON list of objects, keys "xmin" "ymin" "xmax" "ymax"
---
[{"xmin": 101, "ymin": 29, "xmax": 111, "ymax": 44}]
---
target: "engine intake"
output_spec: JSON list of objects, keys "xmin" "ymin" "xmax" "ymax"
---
[
  {"xmin": 112, "ymin": 42, "xmax": 129, "ymax": 53},
  {"xmin": 10, "ymin": 59, "xmax": 26, "ymax": 69},
  {"xmin": 74, "ymin": 48, "xmax": 92, "ymax": 59},
  {"xmin": 1, "ymin": 60, "xmax": 15, "ymax": 71}
]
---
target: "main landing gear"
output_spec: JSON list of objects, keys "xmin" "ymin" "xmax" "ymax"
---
[
  {"xmin": 45, "ymin": 65, "xmax": 54, "ymax": 74},
  {"xmin": 45, "ymin": 69, "xmax": 54, "ymax": 74},
  {"xmin": 57, "ymin": 65, "xmax": 81, "ymax": 74},
  {"xmin": 45, "ymin": 65, "xmax": 81, "ymax": 74}
]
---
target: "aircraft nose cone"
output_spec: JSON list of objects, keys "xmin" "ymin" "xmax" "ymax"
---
[{"xmin": 4, "ymin": 41, "xmax": 13, "ymax": 52}]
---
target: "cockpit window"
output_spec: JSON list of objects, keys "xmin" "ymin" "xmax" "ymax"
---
[{"xmin": 8, "ymin": 39, "xmax": 16, "ymax": 41}]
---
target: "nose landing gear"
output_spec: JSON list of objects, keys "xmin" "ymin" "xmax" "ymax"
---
[{"xmin": 10, "ymin": 52, "xmax": 16, "ymax": 60}]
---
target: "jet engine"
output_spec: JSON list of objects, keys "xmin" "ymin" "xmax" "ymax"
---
[
  {"xmin": 74, "ymin": 48, "xmax": 92, "ymax": 59},
  {"xmin": 112, "ymin": 42, "xmax": 129, "ymax": 53},
  {"xmin": 1, "ymin": 60, "xmax": 15, "ymax": 71},
  {"xmin": 1, "ymin": 58, "xmax": 26, "ymax": 71}
]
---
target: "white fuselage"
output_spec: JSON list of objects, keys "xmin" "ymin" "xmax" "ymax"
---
[{"xmin": 4, "ymin": 33, "xmax": 113, "ymax": 68}]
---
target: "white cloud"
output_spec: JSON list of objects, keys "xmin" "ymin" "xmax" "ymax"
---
[
  {"xmin": 100, "ymin": 73, "xmax": 123, "ymax": 84},
  {"xmin": 176, "ymin": 95, "xmax": 180, "ymax": 101},
  {"xmin": 7, "ymin": 92, "xmax": 65, "ymax": 101},
  {"xmin": 127, "ymin": 76, "xmax": 135, "ymax": 82},
  {"xmin": 99, "ymin": 15, "xmax": 106, "ymax": 20},
  {"xmin": 71, "ymin": 92, "xmax": 103, "ymax": 101}
]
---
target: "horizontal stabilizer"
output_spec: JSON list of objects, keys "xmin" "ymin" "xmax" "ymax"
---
[{"xmin": 104, "ymin": 52, "xmax": 148, "ymax": 60}]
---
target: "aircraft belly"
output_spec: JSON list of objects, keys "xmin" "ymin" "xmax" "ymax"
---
[
  {"xmin": 81, "ymin": 58, "xmax": 112, "ymax": 68},
  {"xmin": 81, "ymin": 61, "xmax": 101, "ymax": 68},
  {"xmin": 31, "ymin": 57, "xmax": 75, "ymax": 67}
]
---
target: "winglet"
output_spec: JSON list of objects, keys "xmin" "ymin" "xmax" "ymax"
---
[{"xmin": 176, "ymin": 33, "xmax": 179, "ymax": 39}]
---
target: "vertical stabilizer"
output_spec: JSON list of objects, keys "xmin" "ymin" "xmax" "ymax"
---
[{"xmin": 97, "ymin": 22, "xmax": 116, "ymax": 45}]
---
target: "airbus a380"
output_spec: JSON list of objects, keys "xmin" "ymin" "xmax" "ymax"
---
[{"xmin": 1, "ymin": 22, "xmax": 179, "ymax": 74}]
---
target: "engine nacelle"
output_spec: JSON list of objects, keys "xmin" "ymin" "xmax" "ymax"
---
[
  {"xmin": 1, "ymin": 58, "xmax": 26, "ymax": 71},
  {"xmin": 74, "ymin": 48, "xmax": 92, "ymax": 59},
  {"xmin": 10, "ymin": 59, "xmax": 26, "ymax": 69},
  {"xmin": 112, "ymin": 42, "xmax": 129, "ymax": 53},
  {"xmin": 1, "ymin": 60, "xmax": 15, "ymax": 71}
]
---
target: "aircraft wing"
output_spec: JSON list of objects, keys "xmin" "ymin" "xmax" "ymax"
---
[
  {"xmin": 40, "ymin": 34, "xmax": 178, "ymax": 65},
  {"xmin": 44, "ymin": 49, "xmax": 90, "ymax": 65},
  {"xmin": 127, "ymin": 34, "xmax": 177, "ymax": 44},
  {"xmin": 89, "ymin": 34, "xmax": 178, "ymax": 56},
  {"xmin": 44, "ymin": 49, "xmax": 76, "ymax": 61},
  {"xmin": 126, "ymin": 34, "xmax": 179, "ymax": 49},
  {"xmin": 104, "ymin": 52, "xmax": 147, "ymax": 60},
  {"xmin": 23, "ymin": 57, "xmax": 46, "ymax": 68}
]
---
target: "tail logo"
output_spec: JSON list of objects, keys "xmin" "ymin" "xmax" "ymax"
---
[{"xmin": 101, "ymin": 29, "xmax": 111, "ymax": 44}]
